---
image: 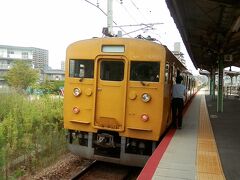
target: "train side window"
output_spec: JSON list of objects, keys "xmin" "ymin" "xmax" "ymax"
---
[
  {"xmin": 177, "ymin": 69, "xmax": 180, "ymax": 77},
  {"xmin": 183, "ymin": 75, "xmax": 187, "ymax": 86},
  {"xmin": 169, "ymin": 65, "xmax": 172, "ymax": 81},
  {"xmin": 100, "ymin": 61, "xmax": 124, "ymax": 81},
  {"xmin": 69, "ymin": 59, "xmax": 94, "ymax": 78},
  {"xmin": 188, "ymin": 78, "xmax": 191, "ymax": 90},
  {"xmin": 165, "ymin": 63, "xmax": 169, "ymax": 83},
  {"xmin": 172, "ymin": 64, "xmax": 176, "ymax": 82},
  {"xmin": 130, "ymin": 61, "xmax": 160, "ymax": 82}
]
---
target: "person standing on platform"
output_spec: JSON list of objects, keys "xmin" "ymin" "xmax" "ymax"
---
[{"xmin": 172, "ymin": 75, "xmax": 186, "ymax": 129}]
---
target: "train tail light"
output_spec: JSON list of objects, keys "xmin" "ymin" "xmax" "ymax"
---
[
  {"xmin": 141, "ymin": 114, "xmax": 149, "ymax": 122},
  {"xmin": 72, "ymin": 106, "xmax": 80, "ymax": 114}
]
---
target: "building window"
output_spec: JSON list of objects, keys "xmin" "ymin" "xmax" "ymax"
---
[
  {"xmin": 0, "ymin": 50, "xmax": 4, "ymax": 57},
  {"xmin": 8, "ymin": 51, "xmax": 14, "ymax": 54},
  {"xmin": 22, "ymin": 52, "xmax": 28, "ymax": 59},
  {"xmin": 7, "ymin": 51, "xmax": 14, "ymax": 57}
]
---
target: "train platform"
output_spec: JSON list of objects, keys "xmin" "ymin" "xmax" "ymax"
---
[{"xmin": 138, "ymin": 89, "xmax": 240, "ymax": 180}]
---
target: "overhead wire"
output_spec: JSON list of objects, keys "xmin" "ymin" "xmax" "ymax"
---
[
  {"xmin": 130, "ymin": 0, "xmax": 151, "ymax": 23},
  {"xmin": 116, "ymin": 0, "xmax": 162, "ymax": 39},
  {"xmin": 83, "ymin": 0, "xmax": 131, "ymax": 37},
  {"xmin": 83, "ymin": 0, "xmax": 163, "ymax": 41},
  {"xmin": 111, "ymin": 0, "xmax": 144, "ymax": 37},
  {"xmin": 112, "ymin": 22, "xmax": 163, "ymax": 28},
  {"xmin": 128, "ymin": 0, "xmax": 164, "ymax": 42},
  {"xmin": 114, "ymin": 0, "xmax": 139, "ymax": 24}
]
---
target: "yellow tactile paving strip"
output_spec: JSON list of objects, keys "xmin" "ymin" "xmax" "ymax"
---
[{"xmin": 197, "ymin": 96, "xmax": 226, "ymax": 180}]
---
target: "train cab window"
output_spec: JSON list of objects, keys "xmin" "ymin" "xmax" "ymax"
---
[
  {"xmin": 69, "ymin": 59, "xmax": 94, "ymax": 78},
  {"xmin": 130, "ymin": 61, "xmax": 160, "ymax": 82},
  {"xmin": 100, "ymin": 61, "xmax": 124, "ymax": 81}
]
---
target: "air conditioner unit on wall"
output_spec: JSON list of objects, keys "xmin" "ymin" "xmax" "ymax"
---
[{"xmin": 224, "ymin": 54, "xmax": 233, "ymax": 62}]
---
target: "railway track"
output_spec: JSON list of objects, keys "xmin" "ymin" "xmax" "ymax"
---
[
  {"xmin": 71, "ymin": 160, "xmax": 141, "ymax": 180},
  {"xmin": 22, "ymin": 153, "xmax": 141, "ymax": 179},
  {"xmin": 71, "ymin": 160, "xmax": 97, "ymax": 180}
]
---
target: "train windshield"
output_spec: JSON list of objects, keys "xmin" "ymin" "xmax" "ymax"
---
[
  {"xmin": 100, "ymin": 60, "xmax": 124, "ymax": 81},
  {"xmin": 130, "ymin": 61, "xmax": 160, "ymax": 82},
  {"xmin": 69, "ymin": 59, "xmax": 94, "ymax": 78}
]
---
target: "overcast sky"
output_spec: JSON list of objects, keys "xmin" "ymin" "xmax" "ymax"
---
[{"xmin": 0, "ymin": 0, "xmax": 198, "ymax": 74}]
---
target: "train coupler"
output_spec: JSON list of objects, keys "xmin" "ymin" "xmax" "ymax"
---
[{"xmin": 95, "ymin": 133, "xmax": 115, "ymax": 148}]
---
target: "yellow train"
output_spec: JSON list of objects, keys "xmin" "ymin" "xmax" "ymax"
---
[{"xmin": 64, "ymin": 37, "xmax": 196, "ymax": 167}]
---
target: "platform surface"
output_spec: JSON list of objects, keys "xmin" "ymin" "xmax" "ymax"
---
[
  {"xmin": 205, "ymin": 93, "xmax": 240, "ymax": 180},
  {"xmin": 137, "ymin": 89, "xmax": 240, "ymax": 179}
]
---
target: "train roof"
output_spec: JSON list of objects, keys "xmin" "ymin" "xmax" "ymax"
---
[
  {"xmin": 67, "ymin": 37, "xmax": 162, "ymax": 48},
  {"xmin": 67, "ymin": 37, "xmax": 187, "ymax": 71}
]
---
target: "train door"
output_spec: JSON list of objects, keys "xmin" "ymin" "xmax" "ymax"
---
[
  {"xmin": 164, "ymin": 62, "xmax": 172, "ymax": 127},
  {"xmin": 94, "ymin": 57, "xmax": 127, "ymax": 131}
]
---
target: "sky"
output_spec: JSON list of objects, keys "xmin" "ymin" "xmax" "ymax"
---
[{"xmin": 0, "ymin": 0, "xmax": 198, "ymax": 74}]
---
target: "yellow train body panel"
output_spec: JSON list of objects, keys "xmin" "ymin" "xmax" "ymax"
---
[{"xmin": 63, "ymin": 38, "xmax": 173, "ymax": 141}]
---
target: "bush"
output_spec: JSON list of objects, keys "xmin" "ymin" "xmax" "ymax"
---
[
  {"xmin": 0, "ymin": 89, "xmax": 65, "ymax": 179},
  {"xmin": 33, "ymin": 80, "xmax": 64, "ymax": 95}
]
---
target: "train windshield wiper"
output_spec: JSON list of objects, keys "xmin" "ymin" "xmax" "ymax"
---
[
  {"xmin": 140, "ymin": 81, "xmax": 147, "ymax": 86},
  {"xmin": 79, "ymin": 76, "xmax": 84, "ymax": 82}
]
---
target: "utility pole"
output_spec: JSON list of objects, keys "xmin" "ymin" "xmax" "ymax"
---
[{"xmin": 107, "ymin": 0, "xmax": 113, "ymax": 35}]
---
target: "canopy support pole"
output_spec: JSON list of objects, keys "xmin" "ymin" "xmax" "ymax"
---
[{"xmin": 217, "ymin": 56, "xmax": 224, "ymax": 112}]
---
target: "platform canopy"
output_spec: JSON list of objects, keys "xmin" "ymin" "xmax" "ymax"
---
[{"xmin": 166, "ymin": 0, "xmax": 240, "ymax": 72}]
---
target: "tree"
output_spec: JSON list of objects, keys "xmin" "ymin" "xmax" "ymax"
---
[
  {"xmin": 36, "ymin": 80, "xmax": 64, "ymax": 94},
  {"xmin": 5, "ymin": 61, "xmax": 39, "ymax": 91}
]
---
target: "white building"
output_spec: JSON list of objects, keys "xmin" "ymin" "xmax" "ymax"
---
[
  {"xmin": 61, "ymin": 60, "xmax": 65, "ymax": 70},
  {"xmin": 0, "ymin": 45, "xmax": 48, "ymax": 70},
  {"xmin": 0, "ymin": 45, "xmax": 49, "ymax": 86},
  {"xmin": 172, "ymin": 42, "xmax": 186, "ymax": 67},
  {"xmin": 32, "ymin": 47, "xmax": 49, "ymax": 69},
  {"xmin": 41, "ymin": 69, "xmax": 65, "ymax": 81}
]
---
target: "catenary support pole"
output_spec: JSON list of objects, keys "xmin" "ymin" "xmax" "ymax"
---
[
  {"xmin": 210, "ymin": 68, "xmax": 216, "ymax": 99},
  {"xmin": 217, "ymin": 56, "xmax": 224, "ymax": 112},
  {"xmin": 210, "ymin": 68, "xmax": 214, "ymax": 95},
  {"xmin": 107, "ymin": 0, "xmax": 113, "ymax": 35}
]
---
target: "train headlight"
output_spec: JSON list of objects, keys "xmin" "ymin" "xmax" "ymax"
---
[
  {"xmin": 141, "ymin": 93, "xmax": 151, "ymax": 102},
  {"xmin": 73, "ymin": 88, "xmax": 81, "ymax": 97},
  {"xmin": 72, "ymin": 106, "xmax": 80, "ymax": 114},
  {"xmin": 141, "ymin": 114, "xmax": 149, "ymax": 121}
]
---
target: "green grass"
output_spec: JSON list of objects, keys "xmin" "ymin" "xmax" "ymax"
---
[{"xmin": 0, "ymin": 90, "xmax": 66, "ymax": 179}]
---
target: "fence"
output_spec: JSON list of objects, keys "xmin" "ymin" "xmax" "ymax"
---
[{"xmin": 224, "ymin": 86, "xmax": 240, "ymax": 97}]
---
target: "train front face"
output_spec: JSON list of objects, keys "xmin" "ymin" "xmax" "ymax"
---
[{"xmin": 64, "ymin": 38, "xmax": 166, "ymax": 167}]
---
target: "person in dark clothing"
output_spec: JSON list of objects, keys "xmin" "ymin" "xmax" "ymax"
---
[{"xmin": 172, "ymin": 76, "xmax": 186, "ymax": 129}]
